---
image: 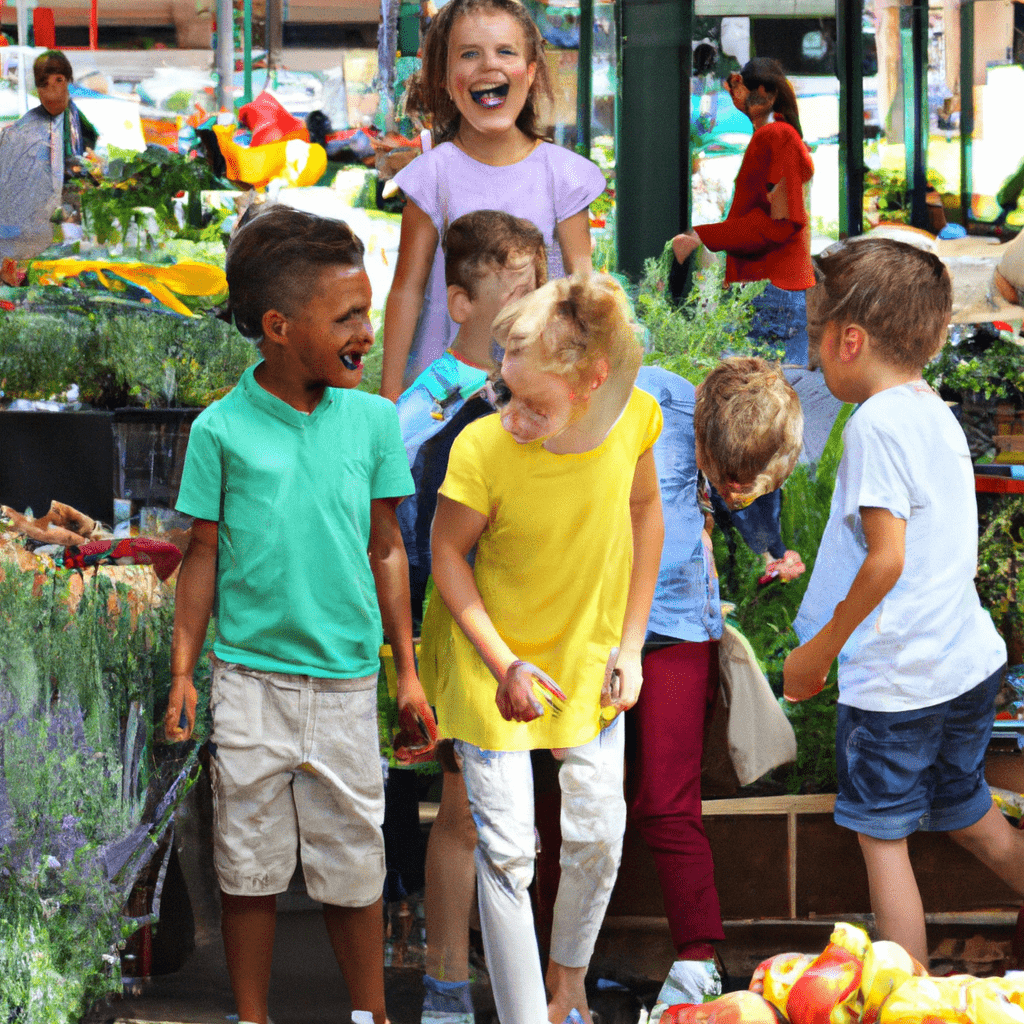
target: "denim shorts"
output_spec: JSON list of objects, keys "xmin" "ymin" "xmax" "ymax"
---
[{"xmin": 834, "ymin": 665, "xmax": 1004, "ymax": 840}]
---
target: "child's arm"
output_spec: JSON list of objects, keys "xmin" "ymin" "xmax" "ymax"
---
[
  {"xmin": 431, "ymin": 494, "xmax": 545, "ymax": 722},
  {"xmin": 555, "ymin": 209, "xmax": 594, "ymax": 275},
  {"xmin": 164, "ymin": 518, "xmax": 218, "ymax": 742},
  {"xmin": 369, "ymin": 496, "xmax": 438, "ymax": 762},
  {"xmin": 606, "ymin": 448, "xmax": 664, "ymax": 711},
  {"xmin": 380, "ymin": 200, "xmax": 440, "ymax": 401},
  {"xmin": 783, "ymin": 507, "xmax": 906, "ymax": 702}
]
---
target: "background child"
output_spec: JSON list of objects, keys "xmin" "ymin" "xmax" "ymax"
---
[
  {"xmin": 163, "ymin": 205, "xmax": 435, "ymax": 1024},
  {"xmin": 379, "ymin": 0, "xmax": 606, "ymax": 400},
  {"xmin": 427, "ymin": 274, "xmax": 663, "ymax": 1024},
  {"xmin": 394, "ymin": 209, "xmax": 546, "ymax": 1024},
  {"xmin": 784, "ymin": 237, "xmax": 1024, "ymax": 966},
  {"xmin": 630, "ymin": 358, "xmax": 802, "ymax": 1017}
]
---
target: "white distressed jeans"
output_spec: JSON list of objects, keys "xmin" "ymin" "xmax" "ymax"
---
[{"xmin": 455, "ymin": 716, "xmax": 626, "ymax": 1024}]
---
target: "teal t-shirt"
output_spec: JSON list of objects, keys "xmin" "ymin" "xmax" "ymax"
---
[{"xmin": 176, "ymin": 363, "xmax": 414, "ymax": 679}]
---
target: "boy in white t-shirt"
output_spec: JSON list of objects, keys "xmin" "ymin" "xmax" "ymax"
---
[{"xmin": 784, "ymin": 237, "xmax": 1024, "ymax": 966}]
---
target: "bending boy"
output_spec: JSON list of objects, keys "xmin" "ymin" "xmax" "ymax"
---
[
  {"xmin": 784, "ymin": 237, "xmax": 1024, "ymax": 965},
  {"xmin": 164, "ymin": 205, "xmax": 435, "ymax": 1024}
]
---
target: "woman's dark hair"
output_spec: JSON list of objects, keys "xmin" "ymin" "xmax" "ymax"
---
[
  {"xmin": 405, "ymin": 0, "xmax": 553, "ymax": 145},
  {"xmin": 740, "ymin": 57, "xmax": 802, "ymax": 139},
  {"xmin": 33, "ymin": 50, "xmax": 73, "ymax": 89}
]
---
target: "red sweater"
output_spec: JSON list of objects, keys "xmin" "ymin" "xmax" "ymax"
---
[{"xmin": 694, "ymin": 120, "xmax": 815, "ymax": 291}]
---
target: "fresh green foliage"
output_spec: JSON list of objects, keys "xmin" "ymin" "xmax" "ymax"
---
[
  {"xmin": 715, "ymin": 404, "xmax": 854, "ymax": 793},
  {"xmin": 0, "ymin": 306, "xmax": 256, "ymax": 407},
  {"xmin": 637, "ymin": 241, "xmax": 767, "ymax": 384},
  {"xmin": 924, "ymin": 329, "xmax": 1024, "ymax": 403},
  {"xmin": 0, "ymin": 561, "xmax": 204, "ymax": 1022},
  {"xmin": 73, "ymin": 146, "xmax": 228, "ymax": 247},
  {"xmin": 863, "ymin": 164, "xmax": 947, "ymax": 228},
  {"xmin": 977, "ymin": 497, "xmax": 1024, "ymax": 657}
]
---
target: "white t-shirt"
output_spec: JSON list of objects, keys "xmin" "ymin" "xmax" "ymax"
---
[{"xmin": 794, "ymin": 380, "xmax": 1005, "ymax": 712}]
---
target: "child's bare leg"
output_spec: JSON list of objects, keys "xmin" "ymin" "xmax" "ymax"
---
[
  {"xmin": 424, "ymin": 769, "xmax": 478, "ymax": 982},
  {"xmin": 857, "ymin": 834, "xmax": 927, "ymax": 964},
  {"xmin": 546, "ymin": 961, "xmax": 590, "ymax": 1024},
  {"xmin": 949, "ymin": 803, "xmax": 1024, "ymax": 892},
  {"xmin": 323, "ymin": 899, "xmax": 387, "ymax": 1024},
  {"xmin": 221, "ymin": 891, "xmax": 276, "ymax": 1024}
]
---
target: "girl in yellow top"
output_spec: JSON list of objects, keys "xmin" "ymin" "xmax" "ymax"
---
[{"xmin": 428, "ymin": 274, "xmax": 664, "ymax": 1024}]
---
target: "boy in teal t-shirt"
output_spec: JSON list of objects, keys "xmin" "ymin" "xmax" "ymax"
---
[{"xmin": 164, "ymin": 205, "xmax": 437, "ymax": 1024}]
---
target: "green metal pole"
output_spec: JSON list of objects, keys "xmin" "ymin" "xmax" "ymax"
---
[
  {"xmin": 616, "ymin": 0, "xmax": 691, "ymax": 281},
  {"xmin": 577, "ymin": 0, "xmax": 593, "ymax": 156},
  {"xmin": 959, "ymin": 1, "xmax": 974, "ymax": 226},
  {"xmin": 836, "ymin": 0, "xmax": 865, "ymax": 237},
  {"xmin": 900, "ymin": 0, "xmax": 929, "ymax": 230},
  {"xmin": 244, "ymin": 0, "xmax": 253, "ymax": 104}
]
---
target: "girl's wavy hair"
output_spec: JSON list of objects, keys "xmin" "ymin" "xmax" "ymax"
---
[
  {"xmin": 740, "ymin": 56, "xmax": 803, "ymax": 139},
  {"xmin": 404, "ymin": 0, "xmax": 553, "ymax": 145}
]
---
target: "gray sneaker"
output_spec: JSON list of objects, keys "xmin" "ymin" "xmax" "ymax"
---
[{"xmin": 648, "ymin": 959, "xmax": 722, "ymax": 1022}]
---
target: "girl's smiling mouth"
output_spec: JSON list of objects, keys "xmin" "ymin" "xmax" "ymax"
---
[
  {"xmin": 340, "ymin": 351, "xmax": 364, "ymax": 371},
  {"xmin": 470, "ymin": 83, "xmax": 509, "ymax": 108}
]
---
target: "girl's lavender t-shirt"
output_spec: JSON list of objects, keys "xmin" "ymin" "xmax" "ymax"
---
[{"xmin": 393, "ymin": 140, "xmax": 606, "ymax": 388}]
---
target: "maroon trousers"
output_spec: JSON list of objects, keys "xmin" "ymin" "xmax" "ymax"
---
[{"xmin": 627, "ymin": 640, "xmax": 725, "ymax": 954}]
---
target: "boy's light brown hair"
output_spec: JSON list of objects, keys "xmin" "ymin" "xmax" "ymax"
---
[
  {"xmin": 443, "ymin": 210, "xmax": 547, "ymax": 297},
  {"xmin": 225, "ymin": 204, "xmax": 365, "ymax": 340},
  {"xmin": 808, "ymin": 237, "xmax": 952, "ymax": 370},
  {"xmin": 491, "ymin": 273, "xmax": 642, "ymax": 391},
  {"xmin": 694, "ymin": 357, "xmax": 803, "ymax": 506}
]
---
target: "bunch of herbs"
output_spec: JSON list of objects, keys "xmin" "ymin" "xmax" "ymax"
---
[
  {"xmin": 637, "ymin": 241, "xmax": 767, "ymax": 384},
  {"xmin": 0, "ymin": 306, "xmax": 255, "ymax": 408}
]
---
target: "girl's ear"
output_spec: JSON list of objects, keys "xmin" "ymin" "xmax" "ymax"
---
[
  {"xmin": 447, "ymin": 284, "xmax": 473, "ymax": 325},
  {"xmin": 526, "ymin": 61, "xmax": 537, "ymax": 91},
  {"xmin": 588, "ymin": 357, "xmax": 609, "ymax": 391}
]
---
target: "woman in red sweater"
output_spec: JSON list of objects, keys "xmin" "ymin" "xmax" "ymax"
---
[{"xmin": 674, "ymin": 57, "xmax": 815, "ymax": 368}]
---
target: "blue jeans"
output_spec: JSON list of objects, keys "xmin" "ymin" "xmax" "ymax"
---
[{"xmin": 749, "ymin": 283, "xmax": 809, "ymax": 367}]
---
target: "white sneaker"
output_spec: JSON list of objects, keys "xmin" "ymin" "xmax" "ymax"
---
[{"xmin": 648, "ymin": 959, "xmax": 721, "ymax": 1022}]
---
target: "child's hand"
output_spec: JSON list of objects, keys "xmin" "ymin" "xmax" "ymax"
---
[
  {"xmin": 782, "ymin": 641, "xmax": 828, "ymax": 702},
  {"xmin": 497, "ymin": 660, "xmax": 560, "ymax": 722},
  {"xmin": 761, "ymin": 549, "xmax": 806, "ymax": 585},
  {"xmin": 672, "ymin": 231, "xmax": 701, "ymax": 264},
  {"xmin": 163, "ymin": 673, "xmax": 197, "ymax": 743},
  {"xmin": 600, "ymin": 646, "xmax": 643, "ymax": 718},
  {"xmin": 394, "ymin": 694, "xmax": 439, "ymax": 764}
]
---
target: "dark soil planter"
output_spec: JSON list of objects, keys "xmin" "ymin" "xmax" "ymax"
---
[
  {"xmin": 0, "ymin": 407, "xmax": 202, "ymax": 527},
  {"xmin": 0, "ymin": 410, "xmax": 115, "ymax": 523}
]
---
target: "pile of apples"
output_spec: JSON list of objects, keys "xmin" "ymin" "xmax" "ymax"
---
[{"xmin": 663, "ymin": 922, "xmax": 1024, "ymax": 1023}]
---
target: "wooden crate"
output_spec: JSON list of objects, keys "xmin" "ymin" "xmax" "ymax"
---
[{"xmin": 606, "ymin": 793, "xmax": 1021, "ymax": 924}]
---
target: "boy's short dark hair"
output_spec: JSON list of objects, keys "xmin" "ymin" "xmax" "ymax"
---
[
  {"xmin": 443, "ymin": 211, "xmax": 547, "ymax": 298},
  {"xmin": 809, "ymin": 237, "xmax": 952, "ymax": 370},
  {"xmin": 226, "ymin": 205, "xmax": 365, "ymax": 340},
  {"xmin": 34, "ymin": 50, "xmax": 73, "ymax": 88},
  {"xmin": 694, "ymin": 356, "xmax": 803, "ymax": 504}
]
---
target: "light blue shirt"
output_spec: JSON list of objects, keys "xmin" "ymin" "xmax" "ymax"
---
[{"xmin": 637, "ymin": 365, "xmax": 723, "ymax": 643}]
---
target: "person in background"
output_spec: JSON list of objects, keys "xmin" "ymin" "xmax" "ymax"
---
[{"xmin": 0, "ymin": 50, "xmax": 97, "ymax": 259}]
